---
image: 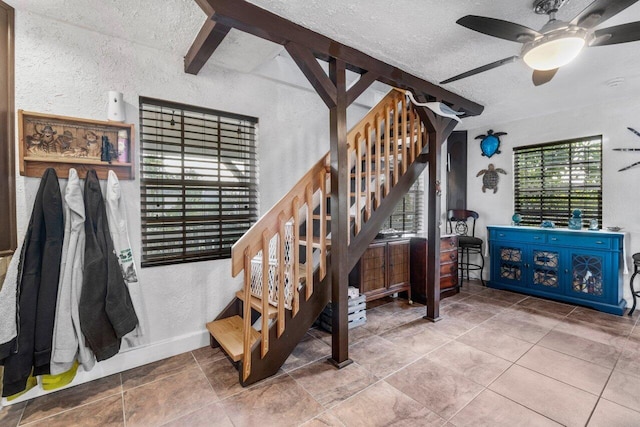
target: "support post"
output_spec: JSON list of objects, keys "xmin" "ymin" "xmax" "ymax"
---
[
  {"xmin": 328, "ymin": 57, "xmax": 352, "ymax": 368},
  {"xmin": 414, "ymin": 105, "xmax": 459, "ymax": 322}
]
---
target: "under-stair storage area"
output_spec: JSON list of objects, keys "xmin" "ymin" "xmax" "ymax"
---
[{"xmin": 349, "ymin": 238, "xmax": 411, "ymax": 302}]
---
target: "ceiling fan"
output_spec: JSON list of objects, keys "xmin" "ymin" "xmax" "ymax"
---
[{"xmin": 441, "ymin": 0, "xmax": 640, "ymax": 86}]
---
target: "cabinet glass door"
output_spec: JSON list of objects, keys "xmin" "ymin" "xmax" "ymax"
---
[
  {"xmin": 530, "ymin": 248, "xmax": 561, "ymax": 293},
  {"xmin": 496, "ymin": 245, "xmax": 526, "ymax": 287},
  {"xmin": 567, "ymin": 252, "xmax": 605, "ymax": 301}
]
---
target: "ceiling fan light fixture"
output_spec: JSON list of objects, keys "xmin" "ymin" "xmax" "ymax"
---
[{"xmin": 522, "ymin": 30, "xmax": 587, "ymax": 70}]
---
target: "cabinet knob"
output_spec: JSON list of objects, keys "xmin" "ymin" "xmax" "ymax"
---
[
  {"xmin": 499, "ymin": 233, "xmax": 505, "ymax": 237},
  {"xmin": 450, "ymin": 252, "xmax": 456, "ymax": 260},
  {"xmin": 551, "ymin": 237, "xmax": 558, "ymax": 241},
  {"xmin": 534, "ymin": 236, "xmax": 541, "ymax": 240},
  {"xmin": 596, "ymin": 241, "xmax": 603, "ymax": 244}
]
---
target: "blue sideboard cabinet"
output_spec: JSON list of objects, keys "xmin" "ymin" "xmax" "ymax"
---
[{"xmin": 488, "ymin": 226, "xmax": 626, "ymax": 315}]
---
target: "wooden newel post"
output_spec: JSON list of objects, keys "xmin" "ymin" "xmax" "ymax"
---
[{"xmin": 328, "ymin": 58, "xmax": 352, "ymax": 368}]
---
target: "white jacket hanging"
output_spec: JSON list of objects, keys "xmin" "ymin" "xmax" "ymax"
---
[
  {"xmin": 106, "ymin": 170, "xmax": 148, "ymax": 348},
  {"xmin": 0, "ymin": 238, "xmax": 23, "ymax": 357},
  {"xmin": 51, "ymin": 168, "xmax": 95, "ymax": 374}
]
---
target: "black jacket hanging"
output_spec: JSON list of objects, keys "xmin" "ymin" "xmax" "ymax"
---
[
  {"xmin": 80, "ymin": 169, "xmax": 138, "ymax": 361},
  {"xmin": 1, "ymin": 168, "xmax": 64, "ymax": 397}
]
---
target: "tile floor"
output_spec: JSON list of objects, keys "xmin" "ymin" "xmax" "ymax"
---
[{"xmin": 3, "ymin": 281, "xmax": 640, "ymax": 426}]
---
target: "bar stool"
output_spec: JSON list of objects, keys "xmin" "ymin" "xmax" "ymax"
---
[
  {"xmin": 628, "ymin": 253, "xmax": 640, "ymax": 316},
  {"xmin": 447, "ymin": 209, "xmax": 485, "ymax": 286}
]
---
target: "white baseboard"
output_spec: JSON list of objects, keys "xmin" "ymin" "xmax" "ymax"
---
[{"xmin": 1, "ymin": 329, "xmax": 209, "ymax": 406}]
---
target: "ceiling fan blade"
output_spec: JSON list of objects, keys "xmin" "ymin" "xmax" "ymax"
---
[
  {"xmin": 440, "ymin": 56, "xmax": 519, "ymax": 84},
  {"xmin": 532, "ymin": 68, "xmax": 559, "ymax": 86},
  {"xmin": 457, "ymin": 15, "xmax": 541, "ymax": 43},
  {"xmin": 592, "ymin": 21, "xmax": 640, "ymax": 45},
  {"xmin": 570, "ymin": 0, "xmax": 639, "ymax": 29}
]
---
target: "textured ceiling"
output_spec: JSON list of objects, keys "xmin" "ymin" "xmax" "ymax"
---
[{"xmin": 11, "ymin": 0, "xmax": 640, "ymax": 130}]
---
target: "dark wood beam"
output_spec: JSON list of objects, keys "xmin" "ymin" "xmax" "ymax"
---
[
  {"xmin": 346, "ymin": 71, "xmax": 379, "ymax": 106},
  {"xmin": 185, "ymin": 17, "xmax": 231, "ymax": 75},
  {"xmin": 328, "ymin": 58, "xmax": 352, "ymax": 369},
  {"xmin": 195, "ymin": 0, "xmax": 214, "ymax": 16},
  {"xmin": 417, "ymin": 109, "xmax": 459, "ymax": 322},
  {"xmin": 285, "ymin": 42, "xmax": 337, "ymax": 109},
  {"xmin": 206, "ymin": 0, "xmax": 483, "ymax": 116},
  {"xmin": 347, "ymin": 152, "xmax": 429, "ymax": 271}
]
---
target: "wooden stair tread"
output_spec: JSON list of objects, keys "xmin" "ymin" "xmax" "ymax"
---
[
  {"xmin": 206, "ymin": 316, "xmax": 259, "ymax": 362},
  {"xmin": 235, "ymin": 291, "xmax": 278, "ymax": 319},
  {"xmin": 299, "ymin": 236, "xmax": 331, "ymax": 247}
]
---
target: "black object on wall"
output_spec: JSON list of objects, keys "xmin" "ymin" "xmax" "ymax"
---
[{"xmin": 447, "ymin": 131, "xmax": 467, "ymax": 211}]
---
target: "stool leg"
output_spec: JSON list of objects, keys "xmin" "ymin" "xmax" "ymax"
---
[
  {"xmin": 458, "ymin": 247, "xmax": 464, "ymax": 287},
  {"xmin": 629, "ymin": 267, "xmax": 639, "ymax": 316},
  {"xmin": 466, "ymin": 247, "xmax": 471, "ymax": 284}
]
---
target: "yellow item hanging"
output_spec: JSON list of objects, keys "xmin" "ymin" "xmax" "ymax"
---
[
  {"xmin": 6, "ymin": 374, "xmax": 37, "ymax": 401},
  {"xmin": 41, "ymin": 360, "xmax": 79, "ymax": 391}
]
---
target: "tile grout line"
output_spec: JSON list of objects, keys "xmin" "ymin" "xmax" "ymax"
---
[
  {"xmin": 584, "ymin": 319, "xmax": 640, "ymax": 425},
  {"xmin": 17, "ymin": 392, "xmax": 122, "ymax": 426}
]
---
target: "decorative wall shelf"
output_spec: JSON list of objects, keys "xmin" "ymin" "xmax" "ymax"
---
[{"xmin": 18, "ymin": 110, "xmax": 135, "ymax": 180}]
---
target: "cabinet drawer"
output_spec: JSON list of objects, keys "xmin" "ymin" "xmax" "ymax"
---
[
  {"xmin": 441, "ymin": 275, "xmax": 458, "ymax": 290},
  {"xmin": 491, "ymin": 229, "xmax": 546, "ymax": 243},
  {"xmin": 440, "ymin": 262, "xmax": 458, "ymax": 277},
  {"xmin": 441, "ymin": 237, "xmax": 458, "ymax": 251},
  {"xmin": 547, "ymin": 234, "xmax": 613, "ymax": 249},
  {"xmin": 440, "ymin": 250, "xmax": 458, "ymax": 263}
]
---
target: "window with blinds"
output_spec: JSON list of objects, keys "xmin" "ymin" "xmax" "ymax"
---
[
  {"xmin": 513, "ymin": 135, "xmax": 602, "ymax": 227},
  {"xmin": 139, "ymin": 97, "xmax": 258, "ymax": 267},
  {"xmin": 383, "ymin": 179, "xmax": 424, "ymax": 233}
]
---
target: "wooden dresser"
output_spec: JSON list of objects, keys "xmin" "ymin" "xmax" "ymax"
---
[
  {"xmin": 349, "ymin": 237, "xmax": 411, "ymax": 302},
  {"xmin": 409, "ymin": 235, "xmax": 459, "ymax": 304}
]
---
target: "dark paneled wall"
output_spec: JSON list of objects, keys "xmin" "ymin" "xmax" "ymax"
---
[{"xmin": 446, "ymin": 131, "xmax": 467, "ymax": 212}]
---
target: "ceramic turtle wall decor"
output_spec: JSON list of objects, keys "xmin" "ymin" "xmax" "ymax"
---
[
  {"xmin": 477, "ymin": 164, "xmax": 507, "ymax": 193},
  {"xmin": 475, "ymin": 129, "xmax": 507, "ymax": 158}
]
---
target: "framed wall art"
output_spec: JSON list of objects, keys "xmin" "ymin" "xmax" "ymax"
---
[{"xmin": 18, "ymin": 110, "xmax": 135, "ymax": 180}]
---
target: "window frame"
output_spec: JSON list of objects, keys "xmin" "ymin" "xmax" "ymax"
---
[
  {"xmin": 513, "ymin": 135, "xmax": 602, "ymax": 227},
  {"xmin": 139, "ymin": 97, "xmax": 258, "ymax": 267}
]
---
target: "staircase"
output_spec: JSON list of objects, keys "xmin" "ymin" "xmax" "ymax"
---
[{"xmin": 206, "ymin": 88, "xmax": 430, "ymax": 386}]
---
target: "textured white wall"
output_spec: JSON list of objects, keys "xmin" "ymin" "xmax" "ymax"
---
[
  {"xmin": 465, "ymin": 99, "xmax": 640, "ymax": 304},
  {"xmin": 11, "ymin": 6, "xmax": 370, "ymax": 391}
]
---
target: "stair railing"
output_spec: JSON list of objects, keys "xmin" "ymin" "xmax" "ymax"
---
[
  {"xmin": 347, "ymin": 88, "xmax": 425, "ymax": 242},
  {"xmin": 231, "ymin": 153, "xmax": 330, "ymax": 380},
  {"xmin": 229, "ymin": 88, "xmax": 425, "ymax": 381}
]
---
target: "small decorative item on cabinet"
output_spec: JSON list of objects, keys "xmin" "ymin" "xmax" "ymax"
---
[
  {"xmin": 568, "ymin": 209, "xmax": 583, "ymax": 230},
  {"xmin": 512, "ymin": 213, "xmax": 522, "ymax": 226},
  {"xmin": 18, "ymin": 110, "xmax": 135, "ymax": 180}
]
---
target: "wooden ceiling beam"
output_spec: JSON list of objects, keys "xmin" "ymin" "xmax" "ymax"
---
[
  {"xmin": 194, "ymin": 0, "xmax": 214, "ymax": 16},
  {"xmin": 346, "ymin": 71, "xmax": 379, "ymax": 106},
  {"xmin": 184, "ymin": 17, "xmax": 231, "ymax": 75},
  {"xmin": 204, "ymin": 0, "xmax": 483, "ymax": 116},
  {"xmin": 285, "ymin": 42, "xmax": 337, "ymax": 109}
]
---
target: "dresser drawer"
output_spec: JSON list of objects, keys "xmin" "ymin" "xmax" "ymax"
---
[
  {"xmin": 547, "ymin": 234, "xmax": 613, "ymax": 249},
  {"xmin": 440, "ymin": 250, "xmax": 458, "ymax": 263},
  {"xmin": 491, "ymin": 229, "xmax": 546, "ymax": 244},
  {"xmin": 441, "ymin": 236, "xmax": 458, "ymax": 251},
  {"xmin": 440, "ymin": 262, "xmax": 458, "ymax": 277},
  {"xmin": 440, "ymin": 275, "xmax": 458, "ymax": 290}
]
